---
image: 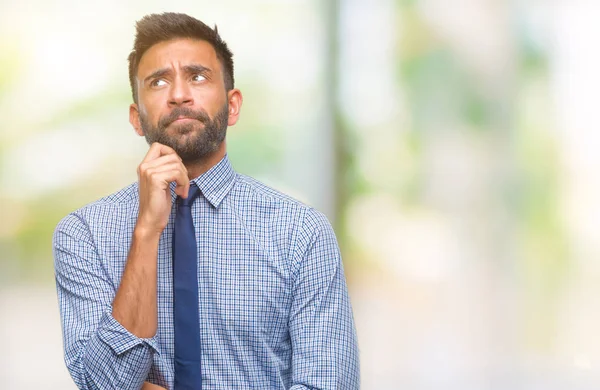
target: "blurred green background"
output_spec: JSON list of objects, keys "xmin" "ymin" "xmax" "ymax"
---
[{"xmin": 2, "ymin": 0, "xmax": 600, "ymax": 389}]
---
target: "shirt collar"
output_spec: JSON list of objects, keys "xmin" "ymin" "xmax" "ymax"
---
[{"xmin": 189, "ymin": 154, "xmax": 236, "ymax": 208}]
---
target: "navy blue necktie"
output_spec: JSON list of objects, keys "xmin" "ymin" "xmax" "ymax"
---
[{"xmin": 173, "ymin": 183, "xmax": 202, "ymax": 390}]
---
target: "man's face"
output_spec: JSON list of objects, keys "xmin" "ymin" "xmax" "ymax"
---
[{"xmin": 132, "ymin": 38, "xmax": 230, "ymax": 163}]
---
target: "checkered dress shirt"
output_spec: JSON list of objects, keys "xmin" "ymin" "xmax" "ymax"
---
[{"xmin": 53, "ymin": 154, "xmax": 360, "ymax": 389}]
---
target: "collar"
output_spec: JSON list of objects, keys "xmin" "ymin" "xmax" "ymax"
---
[{"xmin": 170, "ymin": 154, "xmax": 237, "ymax": 208}]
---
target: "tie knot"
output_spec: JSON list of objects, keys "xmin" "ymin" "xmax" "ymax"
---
[{"xmin": 178, "ymin": 184, "xmax": 201, "ymax": 207}]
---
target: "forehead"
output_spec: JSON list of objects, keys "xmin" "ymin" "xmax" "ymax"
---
[{"xmin": 137, "ymin": 38, "xmax": 220, "ymax": 77}]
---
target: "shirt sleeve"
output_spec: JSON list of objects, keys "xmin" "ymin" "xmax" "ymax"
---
[
  {"xmin": 288, "ymin": 209, "xmax": 360, "ymax": 389},
  {"xmin": 53, "ymin": 212, "xmax": 159, "ymax": 390}
]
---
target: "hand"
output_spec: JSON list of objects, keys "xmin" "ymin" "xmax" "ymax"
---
[
  {"xmin": 141, "ymin": 381, "xmax": 167, "ymax": 390},
  {"xmin": 136, "ymin": 142, "xmax": 189, "ymax": 235}
]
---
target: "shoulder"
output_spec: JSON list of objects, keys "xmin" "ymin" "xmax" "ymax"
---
[
  {"xmin": 54, "ymin": 182, "xmax": 139, "ymax": 235},
  {"xmin": 232, "ymin": 173, "xmax": 305, "ymax": 206},
  {"xmin": 231, "ymin": 174, "xmax": 331, "ymax": 224},
  {"xmin": 88, "ymin": 181, "xmax": 139, "ymax": 208},
  {"xmin": 234, "ymin": 173, "xmax": 335, "ymax": 238}
]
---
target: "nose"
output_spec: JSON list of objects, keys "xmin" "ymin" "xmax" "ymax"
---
[{"xmin": 168, "ymin": 77, "xmax": 193, "ymax": 107}]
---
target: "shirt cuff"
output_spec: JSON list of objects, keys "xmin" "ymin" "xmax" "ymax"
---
[{"xmin": 97, "ymin": 310, "xmax": 160, "ymax": 356}]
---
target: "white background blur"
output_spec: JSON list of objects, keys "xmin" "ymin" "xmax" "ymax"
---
[{"xmin": 2, "ymin": 0, "xmax": 600, "ymax": 389}]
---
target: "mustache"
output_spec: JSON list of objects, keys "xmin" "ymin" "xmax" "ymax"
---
[{"xmin": 158, "ymin": 107, "xmax": 210, "ymax": 129}]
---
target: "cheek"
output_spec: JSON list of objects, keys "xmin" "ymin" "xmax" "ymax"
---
[
  {"xmin": 194, "ymin": 88, "xmax": 226, "ymax": 113},
  {"xmin": 139, "ymin": 100, "xmax": 161, "ymax": 124},
  {"xmin": 138, "ymin": 104, "xmax": 148, "ymax": 118}
]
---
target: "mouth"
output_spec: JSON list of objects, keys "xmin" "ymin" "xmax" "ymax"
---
[{"xmin": 173, "ymin": 116, "xmax": 196, "ymax": 123}]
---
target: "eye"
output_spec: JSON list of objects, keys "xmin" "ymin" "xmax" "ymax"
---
[
  {"xmin": 151, "ymin": 79, "xmax": 167, "ymax": 87},
  {"xmin": 192, "ymin": 74, "xmax": 206, "ymax": 82}
]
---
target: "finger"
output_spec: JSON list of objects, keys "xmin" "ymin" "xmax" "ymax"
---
[
  {"xmin": 174, "ymin": 168, "xmax": 190, "ymax": 198},
  {"xmin": 149, "ymin": 169, "xmax": 190, "ymax": 198},
  {"xmin": 145, "ymin": 162, "xmax": 185, "ymax": 176},
  {"xmin": 141, "ymin": 142, "xmax": 164, "ymax": 163},
  {"xmin": 141, "ymin": 142, "xmax": 179, "ymax": 164},
  {"xmin": 139, "ymin": 154, "xmax": 182, "ymax": 172}
]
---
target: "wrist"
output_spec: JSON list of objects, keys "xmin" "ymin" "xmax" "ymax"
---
[{"xmin": 133, "ymin": 222, "xmax": 163, "ymax": 241}]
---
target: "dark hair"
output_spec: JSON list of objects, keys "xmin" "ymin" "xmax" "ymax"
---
[{"xmin": 128, "ymin": 12, "xmax": 234, "ymax": 103}]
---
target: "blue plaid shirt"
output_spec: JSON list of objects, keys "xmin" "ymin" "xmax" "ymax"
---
[{"xmin": 53, "ymin": 155, "xmax": 360, "ymax": 389}]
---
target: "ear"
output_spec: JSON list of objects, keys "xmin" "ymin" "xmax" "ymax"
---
[
  {"xmin": 129, "ymin": 103, "xmax": 144, "ymax": 137},
  {"xmin": 226, "ymin": 89, "xmax": 243, "ymax": 127}
]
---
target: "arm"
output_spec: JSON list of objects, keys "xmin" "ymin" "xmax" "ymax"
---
[
  {"xmin": 111, "ymin": 227, "xmax": 161, "ymax": 338},
  {"xmin": 54, "ymin": 143, "xmax": 189, "ymax": 389},
  {"xmin": 54, "ymin": 214, "xmax": 159, "ymax": 390},
  {"xmin": 141, "ymin": 382, "xmax": 167, "ymax": 389},
  {"xmin": 288, "ymin": 210, "xmax": 360, "ymax": 390},
  {"xmin": 111, "ymin": 143, "xmax": 189, "ymax": 339}
]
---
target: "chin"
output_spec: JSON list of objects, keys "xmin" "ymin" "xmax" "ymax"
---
[{"xmin": 169, "ymin": 125, "xmax": 206, "ymax": 141}]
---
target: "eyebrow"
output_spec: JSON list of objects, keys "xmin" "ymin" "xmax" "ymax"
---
[{"xmin": 143, "ymin": 64, "xmax": 212, "ymax": 84}]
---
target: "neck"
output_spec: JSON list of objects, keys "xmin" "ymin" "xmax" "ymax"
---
[{"xmin": 184, "ymin": 141, "xmax": 227, "ymax": 180}]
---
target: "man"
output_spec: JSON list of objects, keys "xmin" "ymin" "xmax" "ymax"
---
[{"xmin": 53, "ymin": 12, "xmax": 359, "ymax": 390}]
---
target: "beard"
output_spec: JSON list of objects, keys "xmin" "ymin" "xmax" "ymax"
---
[{"xmin": 139, "ymin": 103, "xmax": 229, "ymax": 164}]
